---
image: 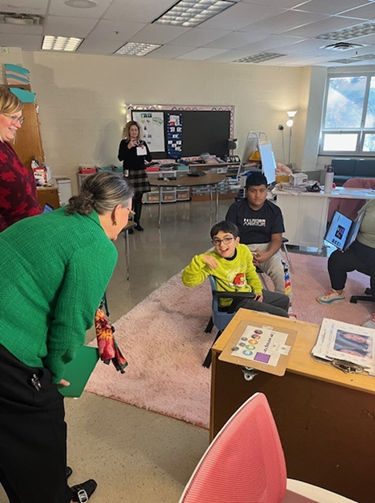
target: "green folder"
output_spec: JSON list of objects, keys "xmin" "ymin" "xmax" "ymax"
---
[{"xmin": 59, "ymin": 346, "xmax": 99, "ymax": 398}]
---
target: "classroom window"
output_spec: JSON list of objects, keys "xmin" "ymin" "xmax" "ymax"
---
[{"xmin": 320, "ymin": 74, "xmax": 375, "ymax": 155}]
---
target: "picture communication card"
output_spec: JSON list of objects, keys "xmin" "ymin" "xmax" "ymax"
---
[
  {"xmin": 219, "ymin": 319, "xmax": 297, "ymax": 376},
  {"xmin": 324, "ymin": 210, "xmax": 363, "ymax": 251}
]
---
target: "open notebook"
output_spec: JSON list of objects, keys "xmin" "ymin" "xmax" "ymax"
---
[{"xmin": 324, "ymin": 210, "xmax": 364, "ymax": 251}]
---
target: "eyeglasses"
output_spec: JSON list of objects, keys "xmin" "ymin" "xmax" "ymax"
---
[
  {"xmin": 3, "ymin": 113, "xmax": 24, "ymax": 125},
  {"xmin": 212, "ymin": 237, "xmax": 234, "ymax": 247}
]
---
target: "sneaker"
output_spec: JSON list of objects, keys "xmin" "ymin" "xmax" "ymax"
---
[
  {"xmin": 362, "ymin": 313, "xmax": 375, "ymax": 329},
  {"xmin": 316, "ymin": 289, "xmax": 345, "ymax": 305},
  {"xmin": 71, "ymin": 479, "xmax": 97, "ymax": 502}
]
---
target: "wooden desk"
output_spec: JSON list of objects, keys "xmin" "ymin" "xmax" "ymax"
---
[
  {"xmin": 273, "ymin": 187, "xmax": 375, "ymax": 249},
  {"xmin": 150, "ymin": 173, "xmax": 227, "ymax": 227},
  {"xmin": 37, "ymin": 186, "xmax": 60, "ymax": 209},
  {"xmin": 211, "ymin": 309, "xmax": 375, "ymax": 503}
]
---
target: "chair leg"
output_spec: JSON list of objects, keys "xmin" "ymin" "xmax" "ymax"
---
[
  {"xmin": 282, "ymin": 242, "xmax": 294, "ymax": 273},
  {"xmin": 203, "ymin": 330, "xmax": 222, "ymax": 368},
  {"xmin": 205, "ymin": 317, "xmax": 214, "ymax": 333}
]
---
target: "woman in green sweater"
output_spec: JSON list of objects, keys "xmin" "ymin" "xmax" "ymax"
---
[{"xmin": 0, "ymin": 172, "xmax": 133, "ymax": 503}]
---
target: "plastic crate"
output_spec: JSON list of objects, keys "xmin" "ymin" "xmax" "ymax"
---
[
  {"xmin": 176, "ymin": 188, "xmax": 190, "ymax": 201},
  {"xmin": 144, "ymin": 191, "xmax": 160, "ymax": 204}
]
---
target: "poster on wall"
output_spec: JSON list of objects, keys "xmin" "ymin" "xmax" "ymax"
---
[
  {"xmin": 167, "ymin": 113, "xmax": 183, "ymax": 159},
  {"xmin": 132, "ymin": 111, "xmax": 164, "ymax": 152}
]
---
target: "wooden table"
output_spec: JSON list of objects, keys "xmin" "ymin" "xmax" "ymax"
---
[
  {"xmin": 211, "ymin": 309, "xmax": 375, "ymax": 503},
  {"xmin": 149, "ymin": 173, "xmax": 227, "ymax": 227},
  {"xmin": 273, "ymin": 186, "xmax": 375, "ymax": 249}
]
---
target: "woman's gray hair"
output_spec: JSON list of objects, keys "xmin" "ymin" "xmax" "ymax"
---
[{"xmin": 66, "ymin": 171, "xmax": 133, "ymax": 216}]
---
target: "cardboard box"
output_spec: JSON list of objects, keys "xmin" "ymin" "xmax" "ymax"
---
[{"xmin": 289, "ymin": 173, "xmax": 308, "ymax": 185}]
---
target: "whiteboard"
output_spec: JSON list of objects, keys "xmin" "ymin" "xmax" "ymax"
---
[{"xmin": 132, "ymin": 111, "xmax": 165, "ymax": 152}]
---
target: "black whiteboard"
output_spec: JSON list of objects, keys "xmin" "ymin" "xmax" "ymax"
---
[{"xmin": 131, "ymin": 108, "xmax": 232, "ymax": 159}]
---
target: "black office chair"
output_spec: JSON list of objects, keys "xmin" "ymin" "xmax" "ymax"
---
[
  {"xmin": 349, "ymin": 265, "xmax": 374, "ymax": 304},
  {"xmin": 350, "ymin": 288, "xmax": 374, "ymax": 304}
]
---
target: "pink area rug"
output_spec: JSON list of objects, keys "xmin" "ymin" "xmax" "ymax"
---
[{"xmin": 86, "ymin": 254, "xmax": 372, "ymax": 429}]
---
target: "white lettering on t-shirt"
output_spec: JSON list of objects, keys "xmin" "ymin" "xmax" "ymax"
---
[{"xmin": 243, "ymin": 218, "xmax": 266, "ymax": 227}]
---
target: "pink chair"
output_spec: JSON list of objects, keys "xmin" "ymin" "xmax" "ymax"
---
[
  {"xmin": 327, "ymin": 178, "xmax": 375, "ymax": 222},
  {"xmin": 178, "ymin": 393, "xmax": 356, "ymax": 503}
]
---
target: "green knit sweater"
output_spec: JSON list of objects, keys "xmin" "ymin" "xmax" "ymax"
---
[
  {"xmin": 0, "ymin": 208, "xmax": 118, "ymax": 383},
  {"xmin": 182, "ymin": 243, "xmax": 263, "ymax": 307}
]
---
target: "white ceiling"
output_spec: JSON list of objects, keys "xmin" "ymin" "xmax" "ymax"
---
[{"xmin": 1, "ymin": 0, "xmax": 375, "ymax": 66}]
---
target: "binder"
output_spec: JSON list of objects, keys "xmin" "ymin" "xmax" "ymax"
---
[{"xmin": 59, "ymin": 346, "xmax": 99, "ymax": 398}]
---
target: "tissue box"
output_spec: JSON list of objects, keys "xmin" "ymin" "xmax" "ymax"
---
[{"xmin": 289, "ymin": 173, "xmax": 308, "ymax": 185}]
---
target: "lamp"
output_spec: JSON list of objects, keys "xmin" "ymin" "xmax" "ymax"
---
[
  {"xmin": 228, "ymin": 138, "xmax": 237, "ymax": 158},
  {"xmin": 286, "ymin": 110, "xmax": 297, "ymax": 166}
]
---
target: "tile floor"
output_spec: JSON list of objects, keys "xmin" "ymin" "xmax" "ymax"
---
[{"xmin": 0, "ymin": 198, "xmax": 334, "ymax": 503}]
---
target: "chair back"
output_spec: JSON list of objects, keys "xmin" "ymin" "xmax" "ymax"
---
[
  {"xmin": 208, "ymin": 275, "xmax": 235, "ymax": 333},
  {"xmin": 179, "ymin": 393, "xmax": 287, "ymax": 503}
]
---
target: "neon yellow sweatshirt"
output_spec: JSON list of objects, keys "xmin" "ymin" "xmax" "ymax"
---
[{"xmin": 182, "ymin": 243, "xmax": 262, "ymax": 307}]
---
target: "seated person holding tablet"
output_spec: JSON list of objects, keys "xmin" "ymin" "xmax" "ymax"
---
[{"xmin": 317, "ymin": 200, "xmax": 375, "ymax": 328}]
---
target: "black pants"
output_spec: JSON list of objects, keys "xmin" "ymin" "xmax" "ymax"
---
[
  {"xmin": 227, "ymin": 290, "xmax": 290, "ymax": 318},
  {"xmin": 132, "ymin": 192, "xmax": 143, "ymax": 225},
  {"xmin": 328, "ymin": 240, "xmax": 375, "ymax": 293},
  {"xmin": 0, "ymin": 345, "xmax": 71, "ymax": 503}
]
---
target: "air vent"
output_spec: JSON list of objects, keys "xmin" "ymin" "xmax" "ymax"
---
[
  {"xmin": 0, "ymin": 12, "xmax": 43, "ymax": 26},
  {"xmin": 321, "ymin": 42, "xmax": 364, "ymax": 51}
]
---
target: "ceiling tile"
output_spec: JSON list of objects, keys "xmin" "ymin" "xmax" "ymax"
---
[
  {"xmin": 0, "ymin": 0, "xmax": 48, "ymax": 15},
  {"xmin": 199, "ymin": 2, "xmax": 286, "ymax": 31},
  {"xmin": 102, "ymin": 0, "xmax": 177, "ymax": 23},
  {"xmin": 240, "ymin": 10, "xmax": 329, "ymax": 34},
  {"xmin": 177, "ymin": 47, "xmax": 230, "ymax": 60},
  {"xmin": 78, "ymin": 38, "xmax": 127, "ymax": 55},
  {"xmin": 130, "ymin": 24, "xmax": 190, "ymax": 45},
  {"xmin": 168, "ymin": 27, "xmax": 232, "ymax": 47},
  {"xmin": 144, "ymin": 45, "xmax": 196, "ymax": 59},
  {"xmin": 48, "ymin": 0, "xmax": 112, "ymax": 18},
  {"xmin": 0, "ymin": 33, "xmax": 42, "ymax": 50},
  {"xmin": 85, "ymin": 19, "xmax": 146, "ymax": 41},
  {"xmin": 204, "ymin": 31, "xmax": 271, "ymax": 49},
  {"xmin": 293, "ymin": 0, "xmax": 373, "ymax": 15},
  {"xmin": 338, "ymin": 3, "xmax": 375, "ymax": 20},
  {"xmin": 43, "ymin": 16, "xmax": 98, "ymax": 38},
  {"xmin": 286, "ymin": 15, "xmax": 362, "ymax": 37}
]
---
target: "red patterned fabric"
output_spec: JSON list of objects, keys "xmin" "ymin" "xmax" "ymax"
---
[
  {"xmin": 94, "ymin": 308, "xmax": 128, "ymax": 373},
  {"xmin": 0, "ymin": 141, "xmax": 41, "ymax": 232}
]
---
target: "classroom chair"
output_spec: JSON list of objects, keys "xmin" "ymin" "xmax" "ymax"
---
[
  {"xmin": 178, "ymin": 393, "xmax": 356, "ymax": 503},
  {"xmin": 203, "ymin": 275, "xmax": 255, "ymax": 368}
]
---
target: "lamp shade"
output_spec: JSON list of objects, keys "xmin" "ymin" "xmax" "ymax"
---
[{"xmin": 286, "ymin": 110, "xmax": 297, "ymax": 118}]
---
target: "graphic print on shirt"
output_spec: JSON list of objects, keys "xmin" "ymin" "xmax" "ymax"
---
[
  {"xmin": 243, "ymin": 218, "xmax": 266, "ymax": 227},
  {"xmin": 227, "ymin": 266, "xmax": 248, "ymax": 289}
]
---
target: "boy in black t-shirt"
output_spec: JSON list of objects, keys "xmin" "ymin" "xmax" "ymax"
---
[{"xmin": 226, "ymin": 172, "xmax": 286, "ymax": 294}]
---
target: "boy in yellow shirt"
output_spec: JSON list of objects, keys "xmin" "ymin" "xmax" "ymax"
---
[{"xmin": 182, "ymin": 221, "xmax": 290, "ymax": 317}]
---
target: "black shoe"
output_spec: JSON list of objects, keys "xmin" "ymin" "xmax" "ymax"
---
[
  {"xmin": 66, "ymin": 466, "xmax": 73, "ymax": 479},
  {"xmin": 135, "ymin": 224, "xmax": 144, "ymax": 231},
  {"xmin": 128, "ymin": 227, "xmax": 134, "ymax": 234},
  {"xmin": 71, "ymin": 479, "xmax": 97, "ymax": 502}
]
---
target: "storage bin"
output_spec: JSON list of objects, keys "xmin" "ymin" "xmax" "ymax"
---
[
  {"xmin": 176, "ymin": 188, "xmax": 190, "ymax": 201},
  {"xmin": 161, "ymin": 188, "xmax": 176, "ymax": 203}
]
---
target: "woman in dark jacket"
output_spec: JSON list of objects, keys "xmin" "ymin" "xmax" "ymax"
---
[{"xmin": 118, "ymin": 120, "xmax": 152, "ymax": 231}]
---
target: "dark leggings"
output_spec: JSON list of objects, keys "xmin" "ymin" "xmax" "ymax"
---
[
  {"xmin": 328, "ymin": 240, "xmax": 375, "ymax": 293},
  {"xmin": 227, "ymin": 290, "xmax": 290, "ymax": 318}
]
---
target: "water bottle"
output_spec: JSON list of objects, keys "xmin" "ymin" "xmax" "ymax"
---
[{"xmin": 324, "ymin": 165, "xmax": 334, "ymax": 194}]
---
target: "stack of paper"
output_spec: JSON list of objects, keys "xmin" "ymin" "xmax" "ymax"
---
[{"xmin": 312, "ymin": 318, "xmax": 375, "ymax": 376}]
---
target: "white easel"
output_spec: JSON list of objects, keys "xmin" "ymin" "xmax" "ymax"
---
[{"xmin": 239, "ymin": 131, "xmax": 276, "ymax": 185}]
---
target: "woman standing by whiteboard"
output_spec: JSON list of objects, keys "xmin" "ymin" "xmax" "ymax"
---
[{"xmin": 118, "ymin": 120, "xmax": 152, "ymax": 231}]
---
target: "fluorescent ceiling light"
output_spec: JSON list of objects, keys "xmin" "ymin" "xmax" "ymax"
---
[
  {"xmin": 114, "ymin": 42, "xmax": 161, "ymax": 56},
  {"xmin": 42, "ymin": 36, "xmax": 83, "ymax": 52},
  {"xmin": 64, "ymin": 0, "xmax": 98, "ymax": 7},
  {"xmin": 154, "ymin": 0, "xmax": 235, "ymax": 28},
  {"xmin": 317, "ymin": 22, "xmax": 375, "ymax": 41},
  {"xmin": 234, "ymin": 52, "xmax": 286, "ymax": 63}
]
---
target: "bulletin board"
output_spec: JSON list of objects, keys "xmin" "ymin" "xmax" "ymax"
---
[{"xmin": 129, "ymin": 104, "xmax": 234, "ymax": 159}]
